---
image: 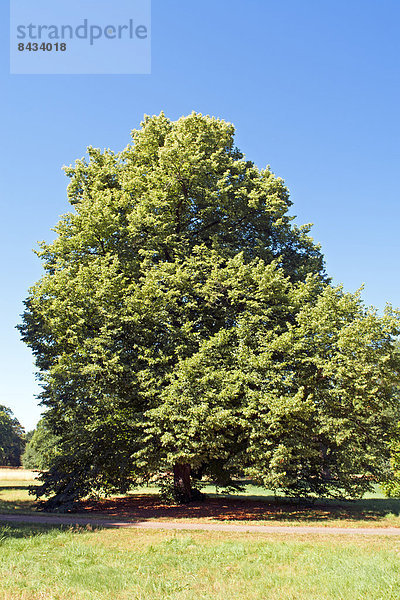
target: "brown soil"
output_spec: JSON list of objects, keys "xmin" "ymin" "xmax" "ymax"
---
[
  {"xmin": 78, "ymin": 494, "xmax": 378, "ymax": 523},
  {"xmin": 81, "ymin": 495, "xmax": 279, "ymax": 521}
]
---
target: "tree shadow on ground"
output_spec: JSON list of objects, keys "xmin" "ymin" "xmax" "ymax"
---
[
  {"xmin": 0, "ymin": 499, "xmax": 35, "ymax": 513},
  {"xmin": 80, "ymin": 493, "xmax": 400, "ymax": 523},
  {"xmin": 0, "ymin": 485, "xmax": 33, "ymax": 490}
]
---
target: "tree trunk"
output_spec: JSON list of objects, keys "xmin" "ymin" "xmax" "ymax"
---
[
  {"xmin": 320, "ymin": 442, "xmax": 332, "ymax": 481},
  {"xmin": 173, "ymin": 462, "xmax": 193, "ymax": 503}
]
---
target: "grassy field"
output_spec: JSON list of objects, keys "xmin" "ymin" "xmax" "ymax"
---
[
  {"xmin": 0, "ymin": 469, "xmax": 38, "ymax": 481},
  {"xmin": 0, "ymin": 470, "xmax": 38, "ymax": 515},
  {"xmin": 0, "ymin": 523, "xmax": 400, "ymax": 599},
  {"xmin": 2, "ymin": 471, "xmax": 400, "ymax": 599},
  {"xmin": 0, "ymin": 469, "xmax": 39, "ymax": 516}
]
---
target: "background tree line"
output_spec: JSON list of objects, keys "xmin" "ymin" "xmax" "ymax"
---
[
  {"xmin": 0, "ymin": 407, "xmax": 57, "ymax": 469},
  {"xmin": 0, "ymin": 405, "xmax": 25, "ymax": 466}
]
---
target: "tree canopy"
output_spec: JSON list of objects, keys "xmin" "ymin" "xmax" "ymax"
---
[
  {"xmin": 0, "ymin": 405, "xmax": 25, "ymax": 467},
  {"xmin": 19, "ymin": 112, "xmax": 400, "ymax": 509}
]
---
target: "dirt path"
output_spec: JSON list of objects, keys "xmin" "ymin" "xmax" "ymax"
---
[{"xmin": 2, "ymin": 513, "xmax": 400, "ymax": 535}]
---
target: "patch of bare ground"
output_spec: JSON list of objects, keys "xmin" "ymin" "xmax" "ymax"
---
[{"xmin": 78, "ymin": 493, "xmax": 398, "ymax": 526}]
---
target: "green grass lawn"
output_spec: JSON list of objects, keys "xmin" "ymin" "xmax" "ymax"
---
[{"xmin": 1, "ymin": 524, "xmax": 400, "ymax": 599}]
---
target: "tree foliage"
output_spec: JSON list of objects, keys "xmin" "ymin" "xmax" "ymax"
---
[
  {"xmin": 21, "ymin": 418, "xmax": 60, "ymax": 470},
  {"xmin": 0, "ymin": 405, "xmax": 25, "ymax": 467},
  {"xmin": 18, "ymin": 112, "xmax": 400, "ymax": 509},
  {"xmin": 154, "ymin": 285, "xmax": 400, "ymax": 498}
]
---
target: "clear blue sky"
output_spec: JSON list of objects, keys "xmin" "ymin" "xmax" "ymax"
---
[{"xmin": 1, "ymin": 0, "xmax": 399, "ymax": 431}]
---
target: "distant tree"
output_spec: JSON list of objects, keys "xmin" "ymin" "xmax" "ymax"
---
[
  {"xmin": 21, "ymin": 418, "xmax": 60, "ymax": 470},
  {"xmin": 0, "ymin": 405, "xmax": 25, "ymax": 466},
  {"xmin": 18, "ymin": 112, "xmax": 400, "ymax": 509}
]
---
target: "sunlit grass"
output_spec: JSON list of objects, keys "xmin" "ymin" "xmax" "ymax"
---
[
  {"xmin": 1, "ymin": 524, "xmax": 400, "ymax": 599},
  {"xmin": 0, "ymin": 469, "xmax": 38, "ymax": 481}
]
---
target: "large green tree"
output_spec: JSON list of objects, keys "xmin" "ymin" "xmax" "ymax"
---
[
  {"xmin": 0, "ymin": 405, "xmax": 25, "ymax": 467},
  {"xmin": 19, "ymin": 113, "xmax": 400, "ymax": 509}
]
